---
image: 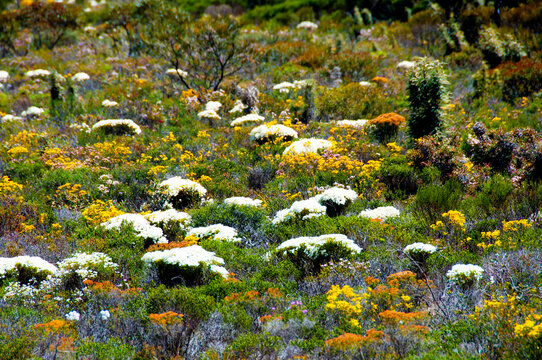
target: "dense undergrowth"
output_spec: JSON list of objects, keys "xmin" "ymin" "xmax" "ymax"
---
[{"xmin": 1, "ymin": 0, "xmax": 542, "ymax": 359}]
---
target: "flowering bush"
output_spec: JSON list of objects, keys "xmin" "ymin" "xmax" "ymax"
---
[
  {"xmin": 249, "ymin": 123, "xmax": 298, "ymax": 143},
  {"xmin": 359, "ymin": 206, "xmax": 401, "ymax": 221},
  {"xmin": 446, "ymin": 263, "xmax": 484, "ymax": 287},
  {"xmin": 186, "ymin": 224, "xmax": 241, "ymax": 242},
  {"xmin": 100, "ymin": 213, "xmax": 167, "ymax": 245},
  {"xmin": 92, "ymin": 119, "xmax": 142, "ymax": 136},
  {"xmin": 272, "ymin": 198, "xmax": 326, "ymax": 224},
  {"xmin": 282, "ymin": 138, "xmax": 333, "ymax": 155},
  {"xmin": 158, "ymin": 177, "xmax": 207, "ymax": 209},
  {"xmin": 0, "ymin": 256, "xmax": 57, "ymax": 285}
]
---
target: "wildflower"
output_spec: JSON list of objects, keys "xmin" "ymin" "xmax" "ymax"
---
[
  {"xmin": 100, "ymin": 213, "xmax": 167, "ymax": 244},
  {"xmin": 102, "ymin": 99, "xmax": 118, "ymax": 107},
  {"xmin": 229, "ymin": 100, "xmax": 247, "ymax": 114},
  {"xmin": 186, "ymin": 224, "xmax": 241, "ymax": 242},
  {"xmin": 159, "ymin": 177, "xmax": 207, "ymax": 199},
  {"xmin": 142, "ymin": 245, "xmax": 229, "ymax": 279},
  {"xmin": 145, "ymin": 209, "xmax": 191, "ymax": 228},
  {"xmin": 205, "ymin": 101, "xmax": 222, "ymax": 112},
  {"xmin": 25, "ymin": 69, "xmax": 51, "ymax": 78},
  {"xmin": 359, "ymin": 206, "xmax": 401, "ymax": 220},
  {"xmin": 397, "ymin": 60, "xmax": 416, "ymax": 70},
  {"xmin": 272, "ymin": 198, "xmax": 326, "ymax": 224},
  {"xmin": 250, "ymin": 124, "xmax": 298, "ymax": 142},
  {"xmin": 446, "ymin": 264, "xmax": 484, "ymax": 286},
  {"xmin": 0, "ymin": 256, "xmax": 58, "ymax": 279},
  {"xmin": 335, "ymin": 119, "xmax": 368, "ymax": 129},
  {"xmin": 197, "ymin": 109, "xmax": 221, "ymax": 121},
  {"xmin": 72, "ymin": 72, "xmax": 90, "ymax": 82},
  {"xmin": 166, "ymin": 68, "xmax": 188, "ymax": 78},
  {"xmin": 275, "ymin": 234, "xmax": 361, "ymax": 258},
  {"xmin": 65, "ymin": 311, "xmax": 81, "ymax": 321},
  {"xmin": 403, "ymin": 243, "xmax": 437, "ymax": 257},
  {"xmin": 230, "ymin": 113, "xmax": 265, "ymax": 126},
  {"xmin": 56, "ymin": 252, "xmax": 119, "ymax": 282},
  {"xmin": 296, "ymin": 21, "xmax": 318, "ymax": 31},
  {"xmin": 100, "ymin": 310, "xmax": 111, "ymax": 320},
  {"xmin": 1, "ymin": 114, "xmax": 22, "ymax": 123},
  {"xmin": 0, "ymin": 70, "xmax": 9, "ymax": 82},
  {"xmin": 21, "ymin": 106, "xmax": 45, "ymax": 118},
  {"xmin": 224, "ymin": 196, "xmax": 263, "ymax": 207},
  {"xmin": 359, "ymin": 81, "xmax": 375, "ymax": 87},
  {"xmin": 91, "ymin": 119, "xmax": 141, "ymax": 136},
  {"xmin": 283, "ymin": 138, "xmax": 333, "ymax": 155},
  {"xmin": 272, "ymin": 82, "xmax": 295, "ymax": 93}
]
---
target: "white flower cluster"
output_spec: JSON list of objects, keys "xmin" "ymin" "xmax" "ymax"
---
[
  {"xmin": 56, "ymin": 252, "xmax": 119, "ymax": 281},
  {"xmin": 250, "ymin": 124, "xmax": 298, "ymax": 142},
  {"xmin": 359, "ymin": 81, "xmax": 375, "ymax": 87},
  {"xmin": 296, "ymin": 21, "xmax": 318, "ymax": 31},
  {"xmin": 102, "ymin": 99, "xmax": 118, "ymax": 107},
  {"xmin": 0, "ymin": 70, "xmax": 9, "ymax": 82},
  {"xmin": 396, "ymin": 60, "xmax": 416, "ymax": 70},
  {"xmin": 224, "ymin": 196, "xmax": 263, "ymax": 207},
  {"xmin": 66, "ymin": 311, "xmax": 81, "ymax": 321},
  {"xmin": 359, "ymin": 206, "xmax": 401, "ymax": 220},
  {"xmin": 313, "ymin": 187, "xmax": 358, "ymax": 206},
  {"xmin": 25, "ymin": 69, "xmax": 51, "ymax": 78},
  {"xmin": 142, "ymin": 245, "xmax": 229, "ymax": 278},
  {"xmin": 283, "ymin": 138, "xmax": 333, "ymax": 155},
  {"xmin": 272, "ymin": 80, "xmax": 310, "ymax": 93},
  {"xmin": 0, "ymin": 256, "xmax": 58, "ymax": 278},
  {"xmin": 1, "ymin": 114, "xmax": 22, "ymax": 123},
  {"xmin": 446, "ymin": 264, "xmax": 484, "ymax": 285},
  {"xmin": 2, "ymin": 282, "xmax": 38, "ymax": 300},
  {"xmin": 72, "ymin": 72, "xmax": 90, "ymax": 82},
  {"xmin": 335, "ymin": 119, "xmax": 368, "ymax": 129},
  {"xmin": 403, "ymin": 242, "xmax": 437, "ymax": 257},
  {"xmin": 145, "ymin": 209, "xmax": 192, "ymax": 228},
  {"xmin": 100, "ymin": 213, "xmax": 167, "ymax": 243},
  {"xmin": 272, "ymin": 198, "xmax": 326, "ymax": 224},
  {"xmin": 231, "ymin": 113, "xmax": 265, "ymax": 126},
  {"xmin": 186, "ymin": 224, "xmax": 241, "ymax": 242},
  {"xmin": 276, "ymin": 234, "xmax": 361, "ymax": 258},
  {"xmin": 92, "ymin": 119, "xmax": 142, "ymax": 135},
  {"xmin": 21, "ymin": 106, "xmax": 45, "ymax": 118},
  {"xmin": 205, "ymin": 101, "xmax": 222, "ymax": 112},
  {"xmin": 229, "ymin": 100, "xmax": 247, "ymax": 114},
  {"xmin": 166, "ymin": 68, "xmax": 188, "ymax": 78},
  {"xmin": 159, "ymin": 177, "xmax": 207, "ymax": 199}
]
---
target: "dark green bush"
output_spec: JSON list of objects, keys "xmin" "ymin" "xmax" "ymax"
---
[{"xmin": 411, "ymin": 180, "xmax": 464, "ymax": 224}]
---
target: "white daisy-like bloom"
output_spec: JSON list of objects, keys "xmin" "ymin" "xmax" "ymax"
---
[
  {"xmin": 403, "ymin": 242, "xmax": 437, "ymax": 257},
  {"xmin": 250, "ymin": 124, "xmax": 298, "ymax": 142},
  {"xmin": 272, "ymin": 82, "xmax": 295, "ymax": 93},
  {"xmin": 296, "ymin": 21, "xmax": 318, "ymax": 31},
  {"xmin": 293, "ymin": 79, "xmax": 310, "ymax": 88},
  {"xmin": 229, "ymin": 100, "xmax": 247, "ymax": 114},
  {"xmin": 335, "ymin": 119, "xmax": 368, "ymax": 129},
  {"xmin": 56, "ymin": 252, "xmax": 119, "ymax": 281},
  {"xmin": 92, "ymin": 119, "xmax": 142, "ymax": 135},
  {"xmin": 100, "ymin": 213, "xmax": 167, "ymax": 243},
  {"xmin": 145, "ymin": 209, "xmax": 192, "ymax": 228},
  {"xmin": 65, "ymin": 311, "xmax": 81, "ymax": 321},
  {"xmin": 25, "ymin": 69, "xmax": 51, "ymax": 78},
  {"xmin": 275, "ymin": 234, "xmax": 361, "ymax": 258},
  {"xmin": 313, "ymin": 187, "xmax": 358, "ymax": 206},
  {"xmin": 0, "ymin": 70, "xmax": 9, "ymax": 82},
  {"xmin": 283, "ymin": 138, "xmax": 333, "ymax": 155},
  {"xmin": 1, "ymin": 114, "xmax": 23, "ymax": 123},
  {"xmin": 397, "ymin": 60, "xmax": 416, "ymax": 70},
  {"xmin": 0, "ymin": 256, "xmax": 58, "ymax": 278},
  {"xmin": 102, "ymin": 99, "xmax": 118, "ymax": 107},
  {"xmin": 359, "ymin": 81, "xmax": 375, "ymax": 87},
  {"xmin": 159, "ymin": 177, "xmax": 207, "ymax": 199},
  {"xmin": 197, "ymin": 109, "xmax": 221, "ymax": 121},
  {"xmin": 100, "ymin": 310, "xmax": 111, "ymax": 320},
  {"xmin": 186, "ymin": 224, "xmax": 241, "ymax": 242},
  {"xmin": 21, "ymin": 106, "xmax": 45, "ymax": 118},
  {"xmin": 272, "ymin": 198, "xmax": 326, "ymax": 224},
  {"xmin": 72, "ymin": 72, "xmax": 90, "ymax": 82},
  {"xmin": 230, "ymin": 113, "xmax": 265, "ymax": 126},
  {"xmin": 142, "ymin": 245, "xmax": 229, "ymax": 278},
  {"xmin": 2, "ymin": 282, "xmax": 38, "ymax": 300},
  {"xmin": 359, "ymin": 206, "xmax": 401, "ymax": 220},
  {"xmin": 205, "ymin": 101, "xmax": 222, "ymax": 112},
  {"xmin": 166, "ymin": 68, "xmax": 188, "ymax": 78},
  {"xmin": 446, "ymin": 264, "xmax": 484, "ymax": 285},
  {"xmin": 224, "ymin": 196, "xmax": 263, "ymax": 207}
]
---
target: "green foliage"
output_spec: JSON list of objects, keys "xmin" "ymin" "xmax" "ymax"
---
[
  {"xmin": 411, "ymin": 180, "xmax": 464, "ymax": 224},
  {"xmin": 0, "ymin": 334, "xmax": 34, "ymax": 360},
  {"xmin": 76, "ymin": 338, "xmax": 135, "ymax": 360},
  {"xmin": 224, "ymin": 332, "xmax": 283, "ymax": 359},
  {"xmin": 407, "ymin": 58, "xmax": 448, "ymax": 139}
]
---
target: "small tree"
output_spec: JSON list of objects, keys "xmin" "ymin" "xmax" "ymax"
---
[
  {"xmin": 152, "ymin": 9, "xmax": 255, "ymax": 91},
  {"xmin": 407, "ymin": 58, "xmax": 448, "ymax": 140}
]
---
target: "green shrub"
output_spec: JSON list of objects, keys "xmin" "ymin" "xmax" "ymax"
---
[
  {"xmin": 499, "ymin": 59, "xmax": 542, "ymax": 103},
  {"xmin": 411, "ymin": 180, "xmax": 464, "ymax": 224},
  {"xmin": 407, "ymin": 58, "xmax": 448, "ymax": 139},
  {"xmin": 76, "ymin": 338, "xmax": 135, "ymax": 360}
]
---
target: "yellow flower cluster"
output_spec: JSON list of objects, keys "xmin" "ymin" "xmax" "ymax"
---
[
  {"xmin": 93, "ymin": 141, "xmax": 133, "ymax": 164},
  {"xmin": 0, "ymin": 176, "xmax": 23, "ymax": 195},
  {"xmin": 56, "ymin": 183, "xmax": 88, "ymax": 205},
  {"xmin": 42, "ymin": 147, "xmax": 85, "ymax": 170},
  {"xmin": 81, "ymin": 200, "xmax": 125, "ymax": 226},
  {"xmin": 502, "ymin": 219, "xmax": 531, "ymax": 232},
  {"xmin": 326, "ymin": 285, "xmax": 365, "ymax": 319},
  {"xmin": 515, "ymin": 314, "xmax": 542, "ymax": 338},
  {"xmin": 441, "ymin": 210, "xmax": 466, "ymax": 231},
  {"xmin": 8, "ymin": 146, "xmax": 29, "ymax": 157},
  {"xmin": 478, "ymin": 219, "xmax": 532, "ymax": 251}
]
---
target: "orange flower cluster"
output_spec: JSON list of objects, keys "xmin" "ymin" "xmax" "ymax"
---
[
  {"xmin": 379, "ymin": 310, "xmax": 427, "ymax": 324},
  {"xmin": 34, "ymin": 319, "xmax": 67, "ymax": 333},
  {"xmin": 325, "ymin": 329, "xmax": 385, "ymax": 350},
  {"xmin": 371, "ymin": 76, "xmax": 389, "ymax": 84},
  {"xmin": 224, "ymin": 290, "xmax": 260, "ymax": 303},
  {"xmin": 148, "ymin": 311, "xmax": 184, "ymax": 326},
  {"xmin": 83, "ymin": 279, "xmax": 142, "ymax": 294},
  {"xmin": 369, "ymin": 112, "xmax": 406, "ymax": 127},
  {"xmin": 146, "ymin": 241, "xmax": 193, "ymax": 252}
]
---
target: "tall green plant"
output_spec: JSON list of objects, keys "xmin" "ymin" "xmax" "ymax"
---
[{"xmin": 407, "ymin": 58, "xmax": 448, "ymax": 140}]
